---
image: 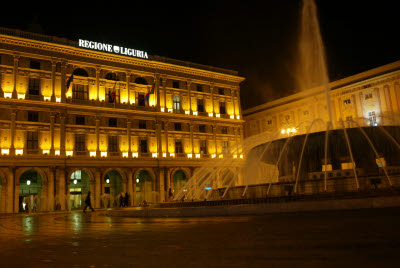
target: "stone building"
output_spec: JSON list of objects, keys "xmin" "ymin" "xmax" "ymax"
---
[{"xmin": 0, "ymin": 27, "xmax": 245, "ymax": 213}]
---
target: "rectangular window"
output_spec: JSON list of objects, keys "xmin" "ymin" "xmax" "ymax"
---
[
  {"xmin": 197, "ymin": 99, "xmax": 204, "ymax": 112},
  {"xmin": 199, "ymin": 125, "xmax": 206, "ymax": 133},
  {"xmin": 72, "ymin": 84, "xmax": 88, "ymax": 100},
  {"xmin": 140, "ymin": 139, "xmax": 148, "ymax": 153},
  {"xmin": 200, "ymin": 140, "xmax": 207, "ymax": 154},
  {"xmin": 267, "ymin": 120, "xmax": 272, "ymax": 125},
  {"xmin": 27, "ymin": 111, "xmax": 39, "ymax": 122},
  {"xmin": 196, "ymin": 85, "xmax": 203, "ymax": 92},
  {"xmin": 365, "ymin": 93, "xmax": 373, "ymax": 100},
  {"xmin": 221, "ymin": 126, "xmax": 228, "ymax": 134},
  {"xmin": 75, "ymin": 134, "xmax": 86, "ymax": 153},
  {"xmin": 75, "ymin": 116, "xmax": 85, "ymax": 125},
  {"xmin": 26, "ymin": 131, "xmax": 38, "ymax": 153},
  {"xmin": 107, "ymin": 88, "xmax": 119, "ymax": 103},
  {"xmin": 218, "ymin": 88, "xmax": 225, "ymax": 95},
  {"xmin": 175, "ymin": 141, "xmax": 183, "ymax": 154},
  {"xmin": 343, "ymin": 99, "xmax": 351, "ymax": 105},
  {"xmin": 30, "ymin": 60, "xmax": 40, "ymax": 70},
  {"xmin": 109, "ymin": 118, "xmax": 117, "ymax": 127},
  {"xmin": 139, "ymin": 120, "xmax": 147, "ymax": 129},
  {"xmin": 174, "ymin": 123, "xmax": 182, "ymax": 131},
  {"xmin": 172, "ymin": 80, "xmax": 180, "ymax": 89},
  {"xmin": 108, "ymin": 136, "xmax": 119, "ymax": 153},
  {"xmin": 28, "ymin": 78, "xmax": 40, "ymax": 95},
  {"xmin": 219, "ymin": 102, "xmax": 226, "ymax": 114},
  {"xmin": 368, "ymin": 111, "xmax": 377, "ymax": 126},
  {"xmin": 173, "ymin": 95, "xmax": 181, "ymax": 112},
  {"xmin": 222, "ymin": 141, "xmax": 228, "ymax": 154}
]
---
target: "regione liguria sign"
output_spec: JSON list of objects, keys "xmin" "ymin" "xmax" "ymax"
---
[{"xmin": 78, "ymin": 39, "xmax": 149, "ymax": 59}]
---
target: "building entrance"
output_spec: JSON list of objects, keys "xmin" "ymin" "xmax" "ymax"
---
[
  {"xmin": 69, "ymin": 170, "xmax": 91, "ymax": 209},
  {"xmin": 103, "ymin": 170, "xmax": 123, "ymax": 208},
  {"xmin": 19, "ymin": 170, "xmax": 43, "ymax": 212}
]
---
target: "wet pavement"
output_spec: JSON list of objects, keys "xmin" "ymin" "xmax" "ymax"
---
[{"xmin": 1, "ymin": 207, "xmax": 400, "ymax": 267}]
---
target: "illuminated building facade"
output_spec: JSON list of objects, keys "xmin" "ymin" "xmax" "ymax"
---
[
  {"xmin": 244, "ymin": 61, "xmax": 400, "ymax": 138},
  {"xmin": 0, "ymin": 27, "xmax": 244, "ymax": 213}
]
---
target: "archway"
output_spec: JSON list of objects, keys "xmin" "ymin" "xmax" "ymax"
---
[
  {"xmin": 73, "ymin": 68, "xmax": 89, "ymax": 77},
  {"xmin": 172, "ymin": 169, "xmax": 189, "ymax": 196},
  {"xmin": 69, "ymin": 170, "xmax": 91, "ymax": 209},
  {"xmin": 134, "ymin": 77, "xmax": 148, "ymax": 85},
  {"xmin": 19, "ymin": 170, "xmax": 43, "ymax": 212},
  {"xmin": 135, "ymin": 170, "xmax": 154, "ymax": 204},
  {"xmin": 103, "ymin": 170, "xmax": 123, "ymax": 208}
]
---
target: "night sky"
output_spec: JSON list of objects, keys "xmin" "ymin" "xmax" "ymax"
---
[{"xmin": 1, "ymin": 1, "xmax": 399, "ymax": 110}]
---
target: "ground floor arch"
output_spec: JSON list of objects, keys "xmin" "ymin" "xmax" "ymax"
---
[
  {"xmin": 69, "ymin": 169, "xmax": 91, "ymax": 209},
  {"xmin": 135, "ymin": 169, "xmax": 155, "ymax": 204},
  {"xmin": 172, "ymin": 169, "xmax": 189, "ymax": 198},
  {"xmin": 102, "ymin": 169, "xmax": 124, "ymax": 208},
  {"xmin": 18, "ymin": 169, "xmax": 44, "ymax": 212}
]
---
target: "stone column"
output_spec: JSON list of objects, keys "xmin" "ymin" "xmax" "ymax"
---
[
  {"xmin": 127, "ymin": 120, "xmax": 132, "ymax": 157},
  {"xmin": 6, "ymin": 168, "xmax": 15, "ymax": 213},
  {"xmin": 127, "ymin": 169, "xmax": 133, "ymax": 206},
  {"xmin": 235, "ymin": 86, "xmax": 242, "ymax": 118},
  {"xmin": 159, "ymin": 168, "xmax": 165, "ymax": 202},
  {"xmin": 133, "ymin": 173, "xmax": 137, "ymax": 206},
  {"xmin": 213, "ymin": 125, "xmax": 217, "ymax": 155},
  {"xmin": 190, "ymin": 122, "xmax": 194, "ymax": 155},
  {"xmin": 126, "ymin": 72, "xmax": 131, "ymax": 104},
  {"xmin": 57, "ymin": 168, "xmax": 66, "ymax": 210},
  {"xmin": 94, "ymin": 169, "xmax": 101, "ymax": 208},
  {"xmin": 156, "ymin": 121, "xmax": 162, "ymax": 156},
  {"xmin": 60, "ymin": 61, "xmax": 67, "ymax": 103},
  {"xmin": 48, "ymin": 167, "xmax": 55, "ymax": 211},
  {"xmin": 162, "ymin": 77, "xmax": 167, "ymax": 111},
  {"xmin": 60, "ymin": 114, "xmax": 66, "ymax": 156},
  {"xmin": 210, "ymin": 84, "xmax": 215, "ymax": 115},
  {"xmin": 154, "ymin": 73, "xmax": 160, "ymax": 110},
  {"xmin": 10, "ymin": 110, "xmax": 16, "ymax": 156},
  {"xmin": 187, "ymin": 80, "xmax": 192, "ymax": 112},
  {"xmin": 50, "ymin": 114, "xmax": 55, "ymax": 155},
  {"xmin": 96, "ymin": 118, "xmax": 100, "ymax": 157},
  {"xmin": 12, "ymin": 54, "xmax": 19, "ymax": 99},
  {"xmin": 96, "ymin": 67, "xmax": 101, "ymax": 102},
  {"xmin": 51, "ymin": 60, "xmax": 57, "ymax": 101}
]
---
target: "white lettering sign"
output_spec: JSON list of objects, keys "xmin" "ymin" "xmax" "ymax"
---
[{"xmin": 78, "ymin": 39, "xmax": 149, "ymax": 59}]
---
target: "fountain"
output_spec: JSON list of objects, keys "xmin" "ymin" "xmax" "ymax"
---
[{"xmin": 173, "ymin": 0, "xmax": 400, "ymax": 202}]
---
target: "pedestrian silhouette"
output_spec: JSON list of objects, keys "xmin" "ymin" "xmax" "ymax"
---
[{"xmin": 83, "ymin": 191, "xmax": 95, "ymax": 212}]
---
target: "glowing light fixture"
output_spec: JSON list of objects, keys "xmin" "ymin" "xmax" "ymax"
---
[
  {"xmin": 162, "ymin": 153, "xmax": 167, "ymax": 158},
  {"xmin": 15, "ymin": 149, "xmax": 23, "ymax": 155},
  {"xmin": 169, "ymin": 153, "xmax": 175, "ymax": 158},
  {"xmin": 101, "ymin": 151, "xmax": 107, "ymax": 157},
  {"xmin": 27, "ymin": 180, "xmax": 31, "ymax": 186},
  {"xmin": 236, "ymin": 115, "xmax": 240, "ymax": 120},
  {"xmin": 211, "ymin": 154, "xmax": 216, "ymax": 159},
  {"xmin": 90, "ymin": 151, "xmax": 97, "ymax": 157},
  {"xmin": 208, "ymin": 112, "xmax": 213, "ymax": 117},
  {"xmin": 73, "ymin": 179, "xmax": 77, "ymax": 185},
  {"xmin": 216, "ymin": 113, "xmax": 220, "ymax": 118},
  {"xmin": 132, "ymin": 152, "xmax": 138, "ymax": 158},
  {"xmin": 240, "ymin": 154, "xmax": 244, "ymax": 159},
  {"xmin": 17, "ymin": 93, "xmax": 25, "ymax": 99},
  {"xmin": 122, "ymin": 152, "xmax": 128, "ymax": 158},
  {"xmin": 219, "ymin": 154, "xmax": 223, "ymax": 159},
  {"xmin": 185, "ymin": 110, "xmax": 190, "ymax": 115},
  {"xmin": 106, "ymin": 179, "xmax": 110, "ymax": 184},
  {"xmin": 233, "ymin": 154, "xmax": 237, "ymax": 159},
  {"xmin": 42, "ymin": 149, "xmax": 50, "ymax": 155},
  {"xmin": 136, "ymin": 178, "xmax": 139, "ymax": 183},
  {"xmin": 44, "ymin": 96, "xmax": 51, "ymax": 101},
  {"xmin": 152, "ymin": 153, "xmax": 158, "ymax": 158},
  {"xmin": 55, "ymin": 97, "xmax": 61, "ymax": 103},
  {"xmin": 187, "ymin": 153, "xmax": 193, "ymax": 158},
  {"xmin": 4, "ymin": 92, "xmax": 12, "ymax": 98},
  {"xmin": 281, "ymin": 129, "xmax": 286, "ymax": 134},
  {"xmin": 195, "ymin": 153, "xmax": 200, "ymax": 159},
  {"xmin": 160, "ymin": 107, "xmax": 165, "ymax": 112},
  {"xmin": 55, "ymin": 150, "xmax": 60, "ymax": 156},
  {"xmin": 168, "ymin": 108, "xmax": 173, "ymax": 113},
  {"xmin": 66, "ymin": 151, "xmax": 73, "ymax": 157},
  {"xmin": 1, "ymin": 149, "xmax": 10, "ymax": 155},
  {"xmin": 192, "ymin": 111, "xmax": 198, "ymax": 116}
]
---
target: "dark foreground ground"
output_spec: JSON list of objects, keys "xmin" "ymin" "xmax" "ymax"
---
[{"xmin": 1, "ymin": 207, "xmax": 400, "ymax": 267}]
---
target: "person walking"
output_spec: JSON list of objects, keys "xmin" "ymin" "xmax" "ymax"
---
[{"xmin": 83, "ymin": 191, "xmax": 94, "ymax": 212}]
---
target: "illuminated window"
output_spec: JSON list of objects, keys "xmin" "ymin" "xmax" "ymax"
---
[
  {"xmin": 222, "ymin": 141, "xmax": 228, "ymax": 154},
  {"xmin": 200, "ymin": 140, "xmax": 207, "ymax": 154},
  {"xmin": 28, "ymin": 78, "xmax": 40, "ymax": 95},
  {"xmin": 267, "ymin": 120, "xmax": 272, "ymax": 125},
  {"xmin": 368, "ymin": 111, "xmax": 377, "ymax": 126},
  {"xmin": 343, "ymin": 99, "xmax": 351, "ymax": 105},
  {"xmin": 365, "ymin": 93, "xmax": 373, "ymax": 100},
  {"xmin": 173, "ymin": 95, "xmax": 181, "ymax": 112},
  {"xmin": 219, "ymin": 102, "xmax": 226, "ymax": 114}
]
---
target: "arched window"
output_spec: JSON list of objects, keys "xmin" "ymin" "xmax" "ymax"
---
[
  {"xmin": 134, "ymin": 77, "xmax": 148, "ymax": 85},
  {"xmin": 73, "ymin": 68, "xmax": 89, "ymax": 77},
  {"xmin": 105, "ymin": 73, "xmax": 119, "ymax": 81}
]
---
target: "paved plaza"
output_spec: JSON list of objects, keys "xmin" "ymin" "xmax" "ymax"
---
[{"xmin": 0, "ymin": 207, "xmax": 400, "ymax": 267}]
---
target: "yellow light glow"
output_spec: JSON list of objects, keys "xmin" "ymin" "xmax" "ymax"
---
[
  {"xmin": 17, "ymin": 94, "xmax": 25, "ymax": 99},
  {"xmin": 162, "ymin": 153, "xmax": 167, "ymax": 157},
  {"xmin": 208, "ymin": 113, "xmax": 213, "ymax": 117},
  {"xmin": 90, "ymin": 151, "xmax": 97, "ymax": 157},
  {"xmin": 187, "ymin": 153, "xmax": 193, "ymax": 158},
  {"xmin": 211, "ymin": 154, "xmax": 216, "ymax": 158},
  {"xmin": 168, "ymin": 108, "xmax": 173, "ymax": 113},
  {"xmin": 216, "ymin": 113, "xmax": 220, "ymax": 118},
  {"xmin": 219, "ymin": 154, "xmax": 223, "ymax": 158},
  {"xmin": 42, "ymin": 149, "xmax": 50, "ymax": 155},
  {"xmin": 240, "ymin": 154, "xmax": 244, "ymax": 159},
  {"xmin": 193, "ymin": 111, "xmax": 198, "ymax": 116},
  {"xmin": 281, "ymin": 129, "xmax": 286, "ymax": 134},
  {"xmin": 233, "ymin": 154, "xmax": 237, "ymax": 159},
  {"xmin": 66, "ymin": 151, "xmax": 73, "ymax": 156},
  {"xmin": 185, "ymin": 110, "xmax": 190, "ymax": 115},
  {"xmin": 291, "ymin": 128, "xmax": 296, "ymax": 133},
  {"xmin": 195, "ymin": 153, "xmax": 200, "ymax": 158},
  {"xmin": 160, "ymin": 107, "xmax": 165, "ymax": 112},
  {"xmin": 4, "ymin": 92, "xmax": 12, "ymax": 98},
  {"xmin": 122, "ymin": 152, "xmax": 128, "ymax": 158},
  {"xmin": 15, "ymin": 149, "xmax": 23, "ymax": 156},
  {"xmin": 1, "ymin": 149, "xmax": 9, "ymax": 155},
  {"xmin": 56, "ymin": 97, "xmax": 61, "ymax": 103},
  {"xmin": 132, "ymin": 152, "xmax": 138, "ymax": 158},
  {"xmin": 152, "ymin": 153, "xmax": 158, "ymax": 158},
  {"xmin": 101, "ymin": 151, "xmax": 107, "ymax": 157},
  {"xmin": 236, "ymin": 115, "xmax": 240, "ymax": 120},
  {"xmin": 43, "ymin": 96, "xmax": 51, "ymax": 101},
  {"xmin": 55, "ymin": 150, "xmax": 60, "ymax": 156},
  {"xmin": 169, "ymin": 153, "xmax": 175, "ymax": 158},
  {"xmin": 230, "ymin": 115, "xmax": 235, "ymax": 119}
]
